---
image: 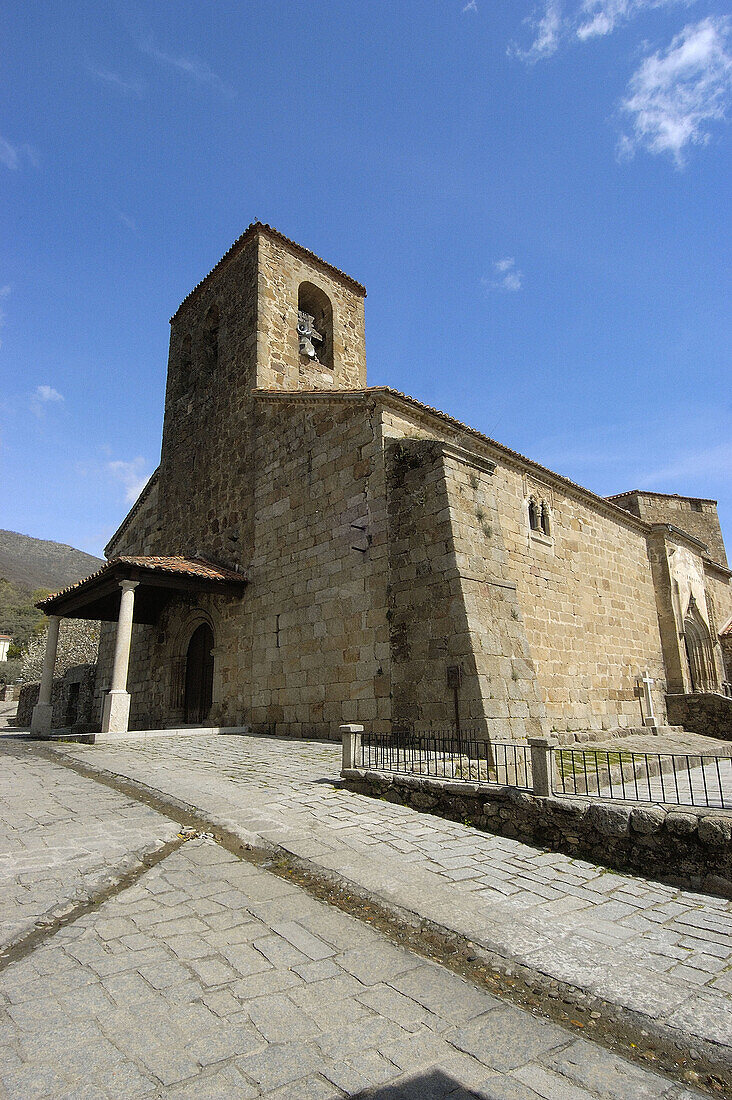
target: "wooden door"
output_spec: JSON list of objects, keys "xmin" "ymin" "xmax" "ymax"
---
[{"xmin": 184, "ymin": 623, "xmax": 214, "ymax": 724}]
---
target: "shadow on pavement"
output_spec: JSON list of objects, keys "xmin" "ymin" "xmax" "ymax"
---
[{"xmin": 355, "ymin": 1068, "xmax": 496, "ymax": 1099}]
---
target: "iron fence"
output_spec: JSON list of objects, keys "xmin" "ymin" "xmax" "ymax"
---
[
  {"xmin": 361, "ymin": 730, "xmax": 532, "ymax": 790},
  {"xmin": 553, "ymin": 747, "xmax": 731, "ymax": 809}
]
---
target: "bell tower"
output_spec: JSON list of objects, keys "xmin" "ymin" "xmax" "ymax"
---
[
  {"xmin": 156, "ymin": 223, "xmax": 367, "ymax": 568},
  {"xmin": 255, "ymin": 224, "xmax": 367, "ymax": 391}
]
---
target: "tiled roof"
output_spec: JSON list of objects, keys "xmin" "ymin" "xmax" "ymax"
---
[
  {"xmin": 171, "ymin": 222, "xmax": 366, "ymax": 321},
  {"xmin": 721, "ymin": 619, "xmax": 732, "ymax": 636},
  {"xmin": 37, "ymin": 555, "xmax": 246, "ymax": 608}
]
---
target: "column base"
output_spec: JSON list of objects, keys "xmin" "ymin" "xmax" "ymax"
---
[
  {"xmin": 30, "ymin": 702, "xmax": 53, "ymax": 738},
  {"xmin": 101, "ymin": 690, "xmax": 131, "ymax": 735}
]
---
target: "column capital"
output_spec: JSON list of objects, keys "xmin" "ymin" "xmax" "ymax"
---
[{"xmin": 119, "ymin": 579, "xmax": 140, "ymax": 593}]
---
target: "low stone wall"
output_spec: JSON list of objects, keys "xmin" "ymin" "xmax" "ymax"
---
[
  {"xmin": 14, "ymin": 664, "xmax": 97, "ymax": 732},
  {"xmin": 342, "ymin": 767, "xmax": 732, "ymax": 898},
  {"xmin": 666, "ymin": 693, "xmax": 732, "ymax": 741},
  {"xmin": 14, "ymin": 682, "xmax": 39, "ymax": 726}
]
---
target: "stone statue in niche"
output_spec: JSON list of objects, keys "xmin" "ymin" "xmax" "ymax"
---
[{"xmin": 297, "ymin": 310, "xmax": 322, "ymax": 361}]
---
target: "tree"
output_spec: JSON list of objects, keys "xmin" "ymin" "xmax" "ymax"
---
[{"xmin": 0, "ymin": 659, "xmax": 21, "ymax": 684}]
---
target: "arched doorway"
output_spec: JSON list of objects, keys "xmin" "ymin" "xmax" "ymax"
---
[{"xmin": 184, "ymin": 623, "xmax": 214, "ymax": 723}]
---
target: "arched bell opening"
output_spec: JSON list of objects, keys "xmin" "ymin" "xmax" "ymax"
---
[{"xmin": 297, "ymin": 282, "xmax": 333, "ymax": 370}]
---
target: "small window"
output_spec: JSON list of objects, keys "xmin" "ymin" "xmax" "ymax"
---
[
  {"xmin": 528, "ymin": 495, "xmax": 553, "ymax": 543},
  {"xmin": 690, "ymin": 500, "xmax": 703, "ymax": 513},
  {"xmin": 297, "ymin": 282, "xmax": 333, "ymax": 370}
]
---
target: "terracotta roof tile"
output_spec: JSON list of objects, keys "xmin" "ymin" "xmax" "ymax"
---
[
  {"xmin": 37, "ymin": 555, "xmax": 246, "ymax": 609},
  {"xmin": 171, "ymin": 222, "xmax": 366, "ymax": 321}
]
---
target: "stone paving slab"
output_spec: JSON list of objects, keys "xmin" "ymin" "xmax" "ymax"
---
[
  {"xmin": 0, "ymin": 837, "xmax": 703, "ymax": 1099},
  {"xmin": 49, "ymin": 732, "xmax": 732, "ymax": 1061},
  {"xmin": 0, "ymin": 741, "xmax": 179, "ymax": 951}
]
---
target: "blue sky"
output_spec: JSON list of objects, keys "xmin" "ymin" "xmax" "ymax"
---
[{"xmin": 1, "ymin": 1, "xmax": 730, "ymax": 558}]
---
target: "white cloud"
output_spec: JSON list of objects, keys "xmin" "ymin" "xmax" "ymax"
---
[
  {"xmin": 35, "ymin": 385, "xmax": 64, "ymax": 403},
  {"xmin": 510, "ymin": 2, "xmax": 564, "ymax": 63},
  {"xmin": 107, "ymin": 457, "xmax": 151, "ymax": 504},
  {"xmin": 30, "ymin": 385, "xmax": 64, "ymax": 418},
  {"xmin": 0, "ymin": 135, "xmax": 38, "ymax": 171},
  {"xmin": 140, "ymin": 38, "xmax": 232, "ymax": 95},
  {"xmin": 0, "ymin": 136, "xmax": 19, "ymax": 170},
  {"xmin": 577, "ymin": 0, "xmax": 692, "ymax": 41},
  {"xmin": 619, "ymin": 17, "xmax": 732, "ymax": 165},
  {"xmin": 511, "ymin": 0, "xmax": 691, "ymax": 61},
  {"xmin": 88, "ymin": 66, "xmax": 145, "ymax": 97},
  {"xmin": 485, "ymin": 257, "xmax": 524, "ymax": 292},
  {"xmin": 462, "ymin": 0, "xmax": 478, "ymax": 13}
]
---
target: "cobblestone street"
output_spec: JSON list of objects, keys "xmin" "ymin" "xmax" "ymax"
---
[
  {"xmin": 0, "ymin": 735, "xmax": 710, "ymax": 1098},
  {"xmin": 48, "ymin": 733, "xmax": 732, "ymax": 1057},
  {"xmin": 0, "ymin": 741, "xmax": 178, "ymax": 951}
]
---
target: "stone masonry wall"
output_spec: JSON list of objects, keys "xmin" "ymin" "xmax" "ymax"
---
[
  {"xmin": 257, "ymin": 233, "xmax": 366, "ymax": 393},
  {"xmin": 157, "ymin": 234, "xmax": 259, "ymax": 568},
  {"xmin": 614, "ymin": 492, "xmax": 728, "ymax": 569},
  {"xmin": 380, "ymin": 404, "xmax": 667, "ymax": 732},
  {"xmin": 705, "ymin": 565, "xmax": 732, "ymax": 687},
  {"xmin": 236, "ymin": 396, "xmax": 387, "ymax": 736},
  {"xmin": 384, "ymin": 437, "xmax": 546, "ymax": 739},
  {"xmin": 344, "ymin": 767, "xmax": 732, "ymax": 898},
  {"xmin": 666, "ymin": 694, "xmax": 732, "ymax": 741},
  {"xmin": 15, "ymin": 664, "xmax": 96, "ymax": 730}
]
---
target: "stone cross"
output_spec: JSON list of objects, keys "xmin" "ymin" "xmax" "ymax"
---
[{"xmin": 636, "ymin": 672, "xmax": 658, "ymax": 729}]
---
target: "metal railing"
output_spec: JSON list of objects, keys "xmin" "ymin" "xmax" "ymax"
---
[
  {"xmin": 553, "ymin": 747, "xmax": 731, "ymax": 809},
  {"xmin": 361, "ymin": 730, "xmax": 532, "ymax": 790}
]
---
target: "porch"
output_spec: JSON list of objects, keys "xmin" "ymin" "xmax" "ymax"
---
[{"xmin": 31, "ymin": 555, "xmax": 247, "ymax": 738}]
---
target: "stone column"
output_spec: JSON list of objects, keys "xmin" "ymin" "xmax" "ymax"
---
[
  {"xmin": 528, "ymin": 736, "xmax": 555, "ymax": 797},
  {"xmin": 101, "ymin": 581, "xmax": 139, "ymax": 735},
  {"xmin": 341, "ymin": 724, "xmax": 364, "ymax": 772},
  {"xmin": 30, "ymin": 615, "xmax": 61, "ymax": 737}
]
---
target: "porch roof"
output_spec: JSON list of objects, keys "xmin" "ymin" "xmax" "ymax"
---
[{"xmin": 36, "ymin": 556, "xmax": 247, "ymax": 624}]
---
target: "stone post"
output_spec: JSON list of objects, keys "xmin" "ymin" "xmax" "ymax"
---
[
  {"xmin": 528, "ymin": 736, "xmax": 554, "ymax": 797},
  {"xmin": 340, "ymin": 724, "xmax": 364, "ymax": 772},
  {"xmin": 30, "ymin": 615, "xmax": 61, "ymax": 737},
  {"xmin": 101, "ymin": 580, "xmax": 139, "ymax": 735}
]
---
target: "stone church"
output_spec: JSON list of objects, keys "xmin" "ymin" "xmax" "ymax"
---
[{"xmin": 33, "ymin": 224, "xmax": 732, "ymax": 741}]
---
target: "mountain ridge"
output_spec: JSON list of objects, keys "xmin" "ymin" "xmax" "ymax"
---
[{"xmin": 0, "ymin": 529, "xmax": 103, "ymax": 597}]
